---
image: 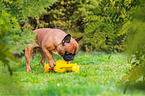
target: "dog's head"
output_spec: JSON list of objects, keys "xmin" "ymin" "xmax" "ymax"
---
[{"xmin": 57, "ymin": 34, "xmax": 83, "ymax": 61}]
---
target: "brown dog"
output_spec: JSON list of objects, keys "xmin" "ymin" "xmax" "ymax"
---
[{"xmin": 25, "ymin": 28, "xmax": 83, "ymax": 72}]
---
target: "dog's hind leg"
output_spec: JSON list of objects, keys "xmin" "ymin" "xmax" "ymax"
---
[{"xmin": 25, "ymin": 44, "xmax": 35, "ymax": 72}]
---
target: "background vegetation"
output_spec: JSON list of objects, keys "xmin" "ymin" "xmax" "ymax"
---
[
  {"xmin": 0, "ymin": 0, "xmax": 145, "ymax": 95},
  {"xmin": 119, "ymin": 0, "xmax": 145, "ymax": 93}
]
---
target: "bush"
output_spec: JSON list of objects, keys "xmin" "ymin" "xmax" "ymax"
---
[
  {"xmin": 26, "ymin": 0, "xmax": 95, "ymax": 32},
  {"xmin": 82, "ymin": 0, "xmax": 138, "ymax": 52},
  {"xmin": 119, "ymin": 0, "xmax": 145, "ymax": 93}
]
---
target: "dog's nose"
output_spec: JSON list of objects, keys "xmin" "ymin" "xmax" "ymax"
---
[{"xmin": 67, "ymin": 57, "xmax": 74, "ymax": 61}]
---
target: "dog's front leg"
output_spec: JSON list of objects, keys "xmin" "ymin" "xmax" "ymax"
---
[{"xmin": 42, "ymin": 48, "xmax": 55, "ymax": 68}]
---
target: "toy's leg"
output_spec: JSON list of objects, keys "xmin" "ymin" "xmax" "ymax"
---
[{"xmin": 25, "ymin": 44, "xmax": 35, "ymax": 72}]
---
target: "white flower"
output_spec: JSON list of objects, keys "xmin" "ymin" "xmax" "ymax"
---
[{"xmin": 57, "ymin": 84, "xmax": 60, "ymax": 86}]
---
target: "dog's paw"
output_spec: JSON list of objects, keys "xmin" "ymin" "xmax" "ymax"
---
[
  {"xmin": 27, "ymin": 68, "xmax": 31, "ymax": 72},
  {"xmin": 49, "ymin": 62, "xmax": 56, "ymax": 68}
]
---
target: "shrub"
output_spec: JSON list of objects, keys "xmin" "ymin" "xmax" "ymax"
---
[
  {"xmin": 119, "ymin": 0, "xmax": 145, "ymax": 93},
  {"xmin": 83, "ymin": 0, "xmax": 138, "ymax": 52}
]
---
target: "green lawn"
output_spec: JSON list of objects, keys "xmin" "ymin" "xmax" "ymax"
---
[{"xmin": 0, "ymin": 52, "xmax": 145, "ymax": 95}]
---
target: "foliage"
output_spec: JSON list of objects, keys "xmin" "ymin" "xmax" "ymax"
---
[
  {"xmin": 24, "ymin": 0, "xmax": 134, "ymax": 52},
  {"xmin": 1, "ymin": 52, "xmax": 145, "ymax": 95},
  {"xmin": 0, "ymin": 0, "xmax": 57, "ymax": 74},
  {"xmin": 17, "ymin": 0, "xmax": 141, "ymax": 52},
  {"xmin": 45, "ymin": 0, "xmax": 79, "ymax": 31},
  {"xmin": 120, "ymin": 27, "xmax": 145, "ymax": 93},
  {"xmin": 120, "ymin": 0, "xmax": 145, "ymax": 91},
  {"xmin": 83, "ymin": 0, "xmax": 139, "ymax": 52},
  {"xmin": 26, "ymin": 0, "xmax": 95, "ymax": 32},
  {"xmin": 119, "ymin": 0, "xmax": 145, "ymax": 93}
]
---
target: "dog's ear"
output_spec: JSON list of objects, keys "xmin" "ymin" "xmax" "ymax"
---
[
  {"xmin": 75, "ymin": 36, "xmax": 83, "ymax": 42},
  {"xmin": 62, "ymin": 34, "xmax": 71, "ymax": 45}
]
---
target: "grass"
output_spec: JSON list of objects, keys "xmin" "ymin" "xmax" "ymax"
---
[{"xmin": 0, "ymin": 52, "xmax": 145, "ymax": 95}]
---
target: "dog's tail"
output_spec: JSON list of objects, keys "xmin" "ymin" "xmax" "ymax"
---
[{"xmin": 13, "ymin": 49, "xmax": 25, "ymax": 58}]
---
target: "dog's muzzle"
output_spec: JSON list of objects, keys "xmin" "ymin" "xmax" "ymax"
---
[{"xmin": 62, "ymin": 51, "xmax": 75, "ymax": 61}]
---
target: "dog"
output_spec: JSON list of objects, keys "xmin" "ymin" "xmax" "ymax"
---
[{"xmin": 25, "ymin": 28, "xmax": 83, "ymax": 72}]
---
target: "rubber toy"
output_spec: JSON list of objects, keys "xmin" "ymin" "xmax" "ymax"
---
[
  {"xmin": 44, "ymin": 60, "xmax": 79, "ymax": 73},
  {"xmin": 44, "ymin": 64, "xmax": 53, "ymax": 72}
]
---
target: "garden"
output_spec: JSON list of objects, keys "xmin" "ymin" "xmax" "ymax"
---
[{"xmin": 0, "ymin": 0, "xmax": 145, "ymax": 95}]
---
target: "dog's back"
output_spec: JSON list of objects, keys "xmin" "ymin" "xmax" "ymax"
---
[{"xmin": 34, "ymin": 28, "xmax": 67, "ymax": 47}]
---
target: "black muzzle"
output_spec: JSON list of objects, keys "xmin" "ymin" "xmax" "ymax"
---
[{"xmin": 62, "ymin": 51, "xmax": 75, "ymax": 61}]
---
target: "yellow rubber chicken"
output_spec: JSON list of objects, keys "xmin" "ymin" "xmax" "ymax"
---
[
  {"xmin": 44, "ymin": 60, "xmax": 79, "ymax": 73},
  {"xmin": 44, "ymin": 64, "xmax": 53, "ymax": 72}
]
